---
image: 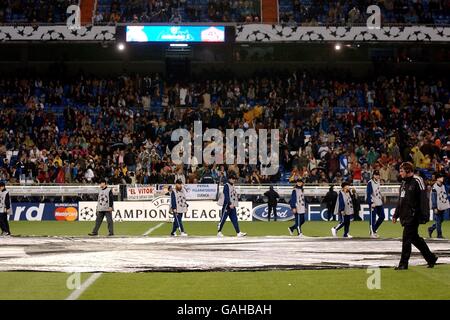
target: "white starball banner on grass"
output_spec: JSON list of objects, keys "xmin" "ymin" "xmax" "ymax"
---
[{"xmin": 79, "ymin": 198, "xmax": 252, "ymax": 222}]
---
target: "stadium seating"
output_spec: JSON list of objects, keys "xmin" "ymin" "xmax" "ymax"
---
[
  {"xmin": 3, "ymin": 0, "xmax": 447, "ymax": 24},
  {"xmin": 93, "ymin": 0, "xmax": 261, "ymax": 23},
  {"xmin": 0, "ymin": 72, "xmax": 449, "ymax": 186},
  {"xmin": 279, "ymin": 0, "xmax": 450, "ymax": 25},
  {"xmin": 1, "ymin": 0, "xmax": 80, "ymax": 23}
]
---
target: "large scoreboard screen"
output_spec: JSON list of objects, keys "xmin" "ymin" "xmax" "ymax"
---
[{"xmin": 126, "ymin": 26, "xmax": 226, "ymax": 43}]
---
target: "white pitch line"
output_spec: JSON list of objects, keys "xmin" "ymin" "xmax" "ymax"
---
[
  {"xmin": 65, "ymin": 273, "xmax": 102, "ymax": 300},
  {"xmin": 143, "ymin": 222, "xmax": 165, "ymax": 236}
]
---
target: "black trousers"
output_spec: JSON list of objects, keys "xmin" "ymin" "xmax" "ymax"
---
[
  {"xmin": 326, "ymin": 207, "xmax": 335, "ymax": 221},
  {"xmin": 92, "ymin": 211, "xmax": 114, "ymax": 235},
  {"xmin": 335, "ymin": 215, "xmax": 351, "ymax": 236},
  {"xmin": 400, "ymin": 223, "xmax": 434, "ymax": 266},
  {"xmin": 0, "ymin": 212, "xmax": 10, "ymax": 234},
  {"xmin": 268, "ymin": 204, "xmax": 277, "ymax": 221}
]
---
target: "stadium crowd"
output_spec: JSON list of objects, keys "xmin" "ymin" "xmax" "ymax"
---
[
  {"xmin": 280, "ymin": 0, "xmax": 450, "ymax": 25},
  {"xmin": 93, "ymin": 0, "xmax": 261, "ymax": 23},
  {"xmin": 0, "ymin": 0, "xmax": 261, "ymax": 24},
  {"xmin": 0, "ymin": 71, "xmax": 449, "ymax": 186},
  {"xmin": 1, "ymin": 0, "xmax": 448, "ymax": 24},
  {"xmin": 0, "ymin": 0, "xmax": 79, "ymax": 24}
]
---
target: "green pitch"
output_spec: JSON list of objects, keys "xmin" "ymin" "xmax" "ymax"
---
[
  {"xmin": 8, "ymin": 219, "xmax": 448, "ymax": 238},
  {"xmin": 1, "ymin": 220, "xmax": 449, "ymax": 300}
]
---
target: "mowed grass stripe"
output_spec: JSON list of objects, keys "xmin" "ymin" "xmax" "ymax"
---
[
  {"xmin": 2, "ymin": 221, "xmax": 449, "ymax": 300},
  {"xmin": 65, "ymin": 273, "xmax": 102, "ymax": 300},
  {"xmin": 145, "ymin": 221, "xmax": 449, "ymax": 239},
  {"xmin": 8, "ymin": 221, "xmax": 165, "ymax": 237},
  {"xmin": 0, "ymin": 272, "xmax": 92, "ymax": 300},
  {"xmin": 7, "ymin": 221, "xmax": 450, "ymax": 238},
  {"xmin": 0, "ymin": 267, "xmax": 448, "ymax": 300},
  {"xmin": 79, "ymin": 266, "xmax": 450, "ymax": 300}
]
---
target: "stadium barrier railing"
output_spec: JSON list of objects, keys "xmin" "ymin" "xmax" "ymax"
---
[{"xmin": 6, "ymin": 184, "xmax": 400, "ymax": 197}]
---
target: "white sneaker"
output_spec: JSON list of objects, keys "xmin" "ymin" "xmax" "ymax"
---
[
  {"xmin": 170, "ymin": 233, "xmax": 177, "ymax": 237},
  {"xmin": 370, "ymin": 232, "xmax": 379, "ymax": 239},
  {"xmin": 298, "ymin": 233, "xmax": 303, "ymax": 238},
  {"xmin": 180, "ymin": 232, "xmax": 188, "ymax": 237},
  {"xmin": 344, "ymin": 234, "xmax": 353, "ymax": 238},
  {"xmin": 237, "ymin": 232, "xmax": 247, "ymax": 237},
  {"xmin": 288, "ymin": 227, "xmax": 293, "ymax": 236},
  {"xmin": 331, "ymin": 227, "xmax": 337, "ymax": 237},
  {"xmin": 217, "ymin": 232, "xmax": 224, "ymax": 237}
]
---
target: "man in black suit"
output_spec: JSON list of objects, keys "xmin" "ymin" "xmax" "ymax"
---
[
  {"xmin": 322, "ymin": 186, "xmax": 338, "ymax": 221},
  {"xmin": 264, "ymin": 186, "xmax": 280, "ymax": 221}
]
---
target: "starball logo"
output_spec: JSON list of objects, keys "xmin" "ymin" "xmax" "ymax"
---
[{"xmin": 171, "ymin": 121, "xmax": 280, "ymax": 175}]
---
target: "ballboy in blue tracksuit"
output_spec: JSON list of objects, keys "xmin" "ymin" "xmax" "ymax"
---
[
  {"xmin": 428, "ymin": 173, "xmax": 449, "ymax": 239},
  {"xmin": 288, "ymin": 179, "xmax": 307, "ymax": 237},
  {"xmin": 217, "ymin": 174, "xmax": 246, "ymax": 237},
  {"xmin": 170, "ymin": 179, "xmax": 188, "ymax": 236},
  {"xmin": 366, "ymin": 170, "xmax": 385, "ymax": 238},
  {"xmin": 331, "ymin": 181, "xmax": 354, "ymax": 238}
]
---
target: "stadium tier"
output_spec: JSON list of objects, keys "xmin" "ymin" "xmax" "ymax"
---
[
  {"xmin": 280, "ymin": 0, "xmax": 450, "ymax": 25},
  {"xmin": 0, "ymin": 73, "xmax": 449, "ymax": 185},
  {"xmin": 1, "ymin": 0, "xmax": 449, "ymax": 24},
  {"xmin": 94, "ymin": 0, "xmax": 261, "ymax": 23},
  {"xmin": 0, "ymin": 0, "xmax": 80, "ymax": 23},
  {"xmin": 0, "ymin": 0, "xmax": 261, "ymax": 23}
]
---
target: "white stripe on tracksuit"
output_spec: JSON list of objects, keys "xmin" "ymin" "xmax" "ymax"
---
[
  {"xmin": 218, "ymin": 207, "xmax": 227, "ymax": 230},
  {"xmin": 414, "ymin": 176, "xmax": 425, "ymax": 190},
  {"xmin": 174, "ymin": 213, "xmax": 182, "ymax": 232}
]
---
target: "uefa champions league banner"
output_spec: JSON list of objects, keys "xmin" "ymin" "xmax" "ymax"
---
[
  {"xmin": 78, "ymin": 198, "xmax": 252, "ymax": 222},
  {"xmin": 0, "ymin": 26, "xmax": 115, "ymax": 41},
  {"xmin": 7, "ymin": 201, "xmax": 435, "ymax": 222},
  {"xmin": 235, "ymin": 25, "xmax": 450, "ymax": 42},
  {"xmin": 252, "ymin": 203, "xmax": 436, "ymax": 221},
  {"xmin": 9, "ymin": 203, "xmax": 78, "ymax": 221}
]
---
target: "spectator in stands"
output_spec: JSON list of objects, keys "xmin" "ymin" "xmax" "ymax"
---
[
  {"xmin": 93, "ymin": 10, "xmax": 104, "ymax": 23},
  {"xmin": 200, "ymin": 168, "xmax": 215, "ymax": 184},
  {"xmin": 348, "ymin": 6, "xmax": 361, "ymax": 25},
  {"xmin": 170, "ymin": 11, "xmax": 182, "ymax": 23}
]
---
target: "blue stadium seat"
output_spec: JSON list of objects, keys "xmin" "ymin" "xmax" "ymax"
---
[{"xmin": 419, "ymin": 169, "xmax": 433, "ymax": 180}]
